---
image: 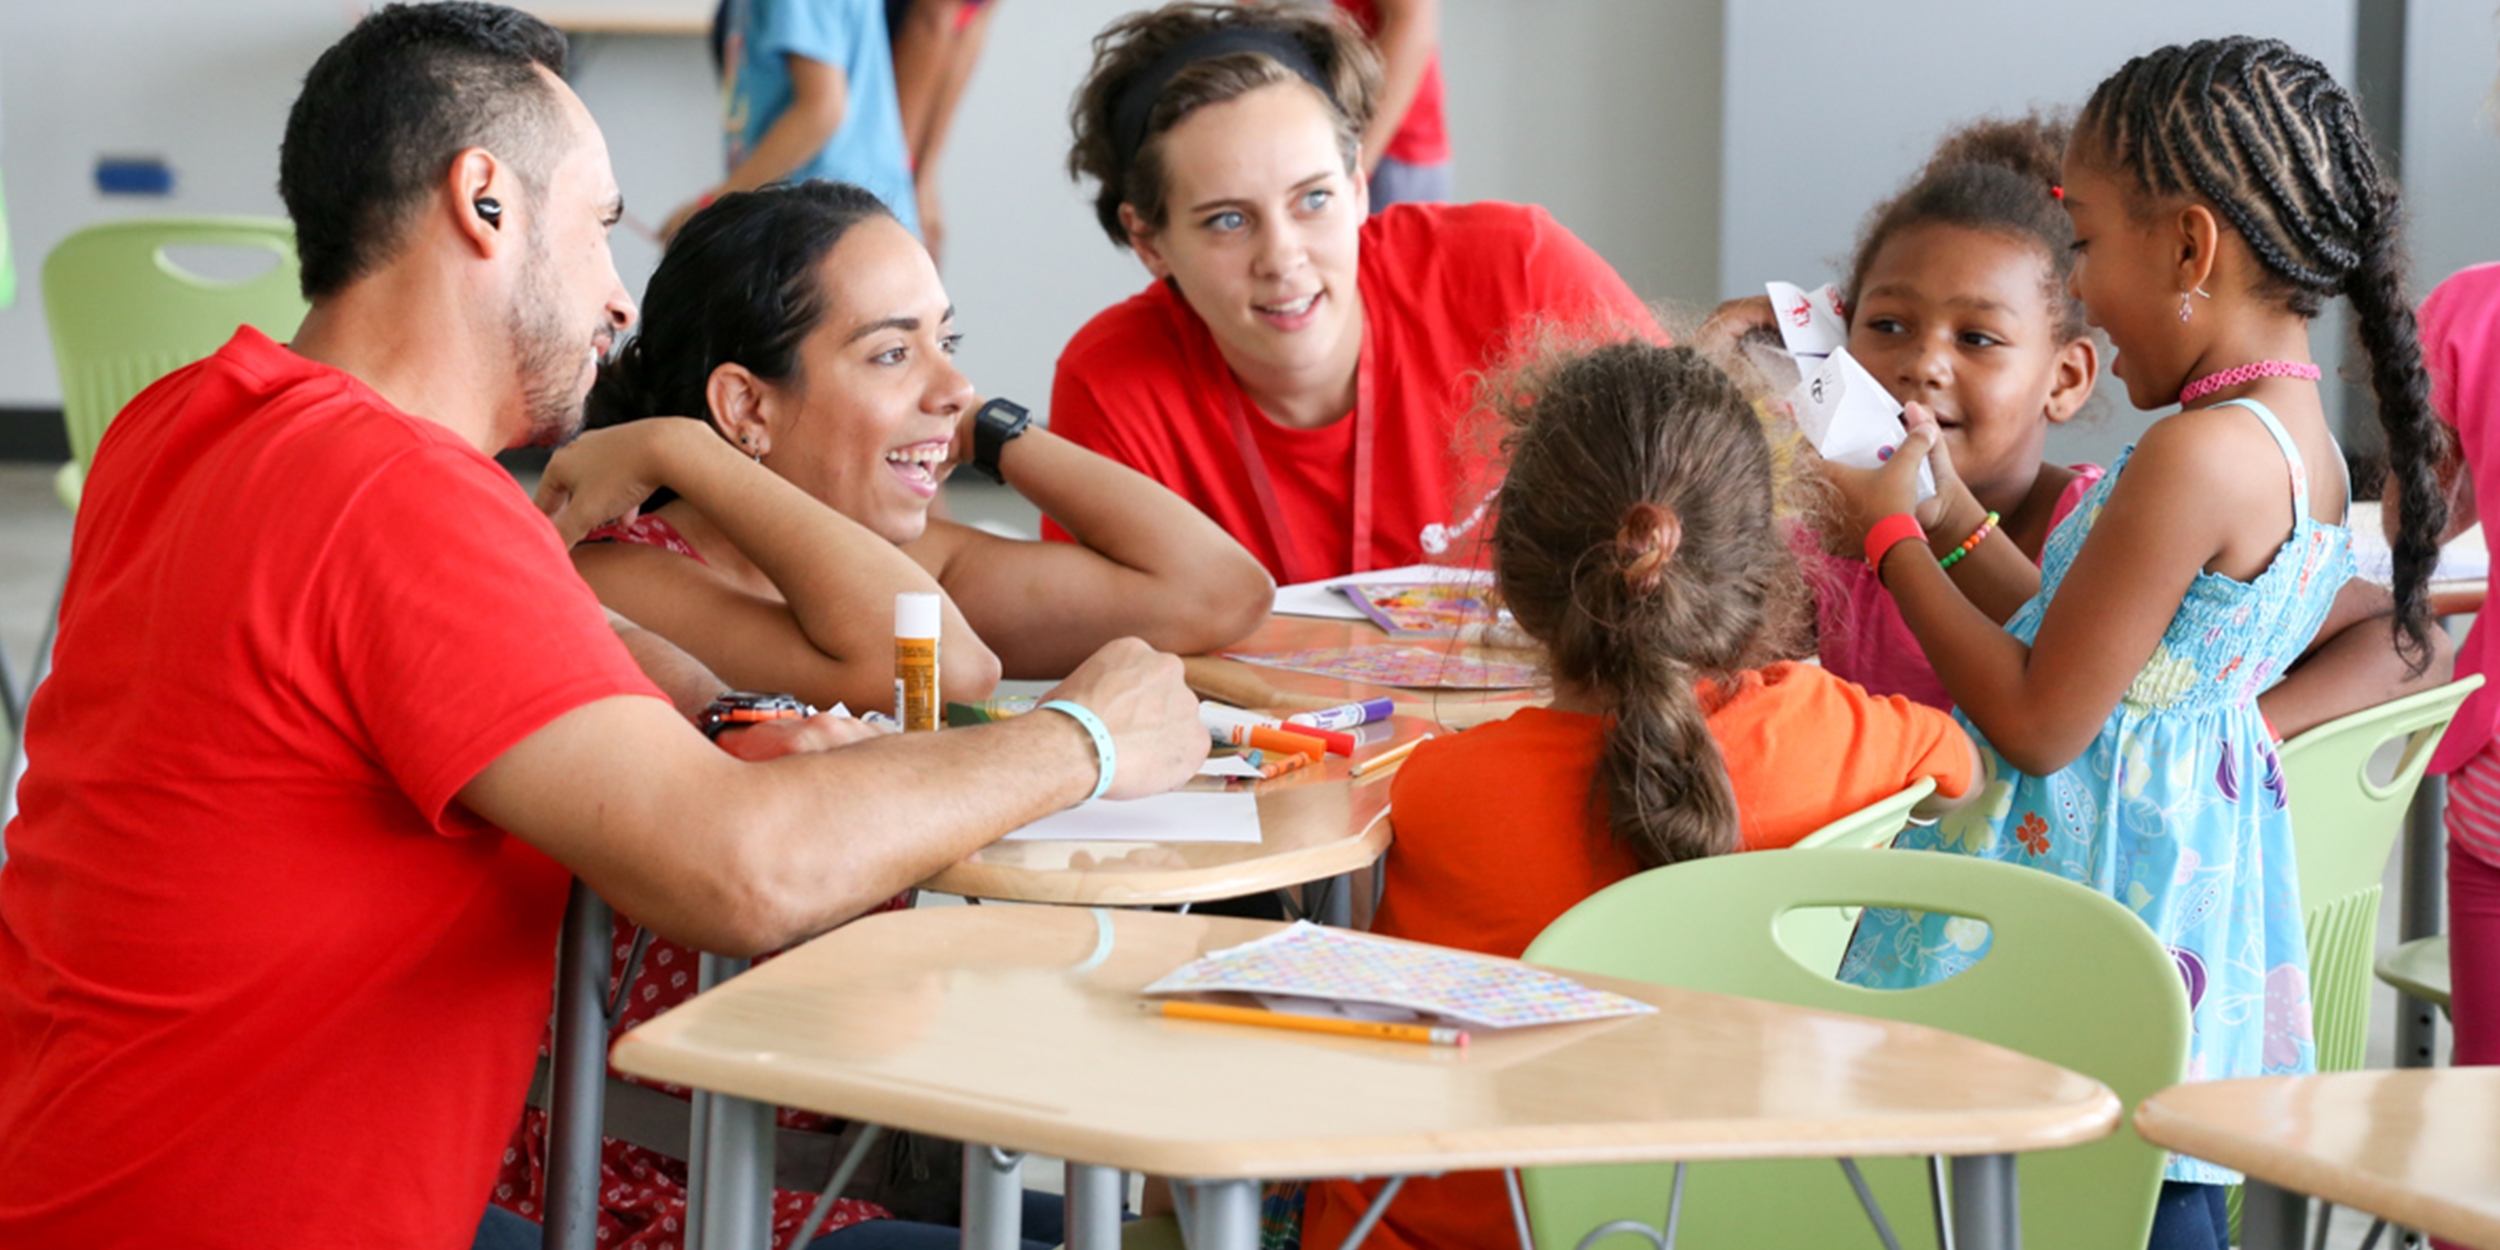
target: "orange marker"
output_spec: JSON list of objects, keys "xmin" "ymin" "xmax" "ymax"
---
[
  {"xmin": 1199, "ymin": 702, "xmax": 1355, "ymax": 757},
  {"xmin": 1151, "ymin": 999, "xmax": 1467, "ymax": 1047}
]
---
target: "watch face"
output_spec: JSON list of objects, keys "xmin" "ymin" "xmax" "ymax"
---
[{"xmin": 702, "ymin": 691, "xmax": 815, "ymax": 738}]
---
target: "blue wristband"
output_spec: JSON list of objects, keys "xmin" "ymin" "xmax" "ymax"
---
[{"xmin": 1040, "ymin": 700, "xmax": 1116, "ymax": 804}]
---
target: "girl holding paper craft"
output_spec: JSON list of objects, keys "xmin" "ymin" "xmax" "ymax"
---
[
  {"xmin": 536, "ymin": 180, "xmax": 1274, "ymax": 716},
  {"xmin": 1300, "ymin": 341, "xmax": 1979, "ymax": 1250},
  {"xmin": 1712, "ymin": 112, "xmax": 2445, "ymax": 736},
  {"xmin": 1051, "ymin": 1, "xmax": 1659, "ymax": 584},
  {"xmin": 1824, "ymin": 38, "xmax": 2450, "ymax": 1245}
]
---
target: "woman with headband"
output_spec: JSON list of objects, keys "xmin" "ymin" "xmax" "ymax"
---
[{"xmin": 1053, "ymin": 1, "xmax": 1659, "ymax": 584}]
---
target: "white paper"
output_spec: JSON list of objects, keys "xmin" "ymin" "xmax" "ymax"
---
[
  {"xmin": 1765, "ymin": 280, "xmax": 1847, "ymax": 363},
  {"xmin": 1792, "ymin": 347, "xmax": 1936, "ymax": 503},
  {"xmin": 1197, "ymin": 755, "xmax": 1266, "ymax": 779},
  {"xmin": 1002, "ymin": 789, "xmax": 1264, "ymax": 843},
  {"xmin": 2346, "ymin": 503, "xmax": 2489, "ymax": 586},
  {"xmin": 1271, "ymin": 564, "xmax": 1495, "ymax": 620}
]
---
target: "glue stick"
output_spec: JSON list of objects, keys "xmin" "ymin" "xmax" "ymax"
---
[{"xmin": 895, "ymin": 593, "xmax": 941, "ymax": 732}]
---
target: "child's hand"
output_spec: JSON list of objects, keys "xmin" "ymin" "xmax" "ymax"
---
[
  {"xmin": 1899, "ymin": 401, "xmax": 1973, "ymax": 528},
  {"xmin": 1817, "ymin": 407, "xmax": 1950, "ymax": 550},
  {"xmin": 1694, "ymin": 294, "xmax": 1777, "ymax": 360}
]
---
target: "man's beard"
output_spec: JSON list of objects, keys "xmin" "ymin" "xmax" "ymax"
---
[{"xmin": 509, "ymin": 236, "xmax": 591, "ymax": 447}]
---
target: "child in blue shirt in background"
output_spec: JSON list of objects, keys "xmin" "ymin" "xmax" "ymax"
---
[{"xmin": 672, "ymin": 0, "xmax": 919, "ymax": 240}]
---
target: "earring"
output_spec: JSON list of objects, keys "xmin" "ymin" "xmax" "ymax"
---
[{"xmin": 2179, "ymin": 284, "xmax": 2214, "ymax": 323}]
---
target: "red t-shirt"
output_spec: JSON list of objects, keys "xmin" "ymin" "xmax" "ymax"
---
[
  {"xmin": 0, "ymin": 328, "xmax": 664, "ymax": 1247},
  {"xmin": 1332, "ymin": 0, "xmax": 1448, "ymax": 165},
  {"xmin": 1303, "ymin": 664, "xmax": 1975, "ymax": 1250},
  {"xmin": 1048, "ymin": 202, "xmax": 1656, "ymax": 584}
]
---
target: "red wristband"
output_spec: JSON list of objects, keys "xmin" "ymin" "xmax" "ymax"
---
[{"xmin": 1864, "ymin": 513, "xmax": 1926, "ymax": 572}]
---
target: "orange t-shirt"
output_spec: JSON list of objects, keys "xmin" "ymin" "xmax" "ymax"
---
[{"xmin": 1304, "ymin": 661, "xmax": 1975, "ymax": 1250}]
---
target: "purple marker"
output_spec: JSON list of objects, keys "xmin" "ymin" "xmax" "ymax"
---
[{"xmin": 1286, "ymin": 697, "xmax": 1396, "ymax": 732}]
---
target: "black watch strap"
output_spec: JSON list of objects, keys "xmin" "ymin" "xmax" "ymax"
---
[
  {"xmin": 697, "ymin": 691, "xmax": 815, "ymax": 741},
  {"xmin": 970, "ymin": 398, "xmax": 1032, "ymax": 484}
]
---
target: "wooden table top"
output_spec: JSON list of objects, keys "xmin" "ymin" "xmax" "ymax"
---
[
  {"xmin": 509, "ymin": 0, "xmax": 710, "ymax": 35},
  {"xmin": 1185, "ymin": 614, "xmax": 1547, "ymax": 732},
  {"xmin": 2136, "ymin": 1070, "xmax": 2500, "ymax": 1249},
  {"xmin": 918, "ymin": 724, "xmax": 1402, "ymax": 904},
  {"xmin": 613, "ymin": 907, "xmax": 2120, "ymax": 1180}
]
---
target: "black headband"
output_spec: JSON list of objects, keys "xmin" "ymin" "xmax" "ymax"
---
[{"xmin": 1108, "ymin": 27, "xmax": 1337, "ymax": 175}]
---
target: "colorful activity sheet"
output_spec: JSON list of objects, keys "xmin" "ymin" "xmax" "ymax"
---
[
  {"xmin": 1344, "ymin": 582, "xmax": 1497, "ymax": 636},
  {"xmin": 1144, "ymin": 921, "xmax": 1656, "ymax": 1030},
  {"xmin": 1225, "ymin": 645, "xmax": 1543, "ymax": 690}
]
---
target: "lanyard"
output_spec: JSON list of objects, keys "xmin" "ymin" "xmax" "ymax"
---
[{"xmin": 1219, "ymin": 328, "xmax": 1378, "ymax": 586}]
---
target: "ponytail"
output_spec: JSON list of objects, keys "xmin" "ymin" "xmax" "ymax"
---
[{"xmin": 1488, "ymin": 342, "xmax": 1801, "ymax": 870}]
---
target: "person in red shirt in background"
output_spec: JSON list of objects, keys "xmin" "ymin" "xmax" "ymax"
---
[
  {"xmin": 1054, "ymin": 1, "xmax": 1657, "ymax": 585},
  {"xmin": 0, "ymin": 5, "xmax": 1203, "ymax": 1246},
  {"xmin": 1303, "ymin": 341, "xmax": 1977, "ymax": 1250},
  {"xmin": 1330, "ymin": 0, "xmax": 1447, "ymax": 208}
]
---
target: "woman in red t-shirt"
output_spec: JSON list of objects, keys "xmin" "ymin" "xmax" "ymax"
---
[{"xmin": 1053, "ymin": 1, "xmax": 1657, "ymax": 584}]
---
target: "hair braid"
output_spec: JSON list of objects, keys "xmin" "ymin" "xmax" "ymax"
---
[{"xmin": 2080, "ymin": 36, "xmax": 2445, "ymax": 672}]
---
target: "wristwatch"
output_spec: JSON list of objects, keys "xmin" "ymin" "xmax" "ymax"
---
[
  {"xmin": 697, "ymin": 691, "xmax": 815, "ymax": 741},
  {"xmin": 969, "ymin": 398, "xmax": 1032, "ymax": 484}
]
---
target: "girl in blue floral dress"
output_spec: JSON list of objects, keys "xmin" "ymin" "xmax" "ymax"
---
[{"xmin": 1821, "ymin": 38, "xmax": 2451, "ymax": 1250}]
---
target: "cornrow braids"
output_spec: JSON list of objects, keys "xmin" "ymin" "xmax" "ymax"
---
[{"xmin": 2079, "ymin": 37, "xmax": 2445, "ymax": 672}]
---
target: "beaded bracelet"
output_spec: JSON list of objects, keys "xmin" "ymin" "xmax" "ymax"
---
[{"xmin": 1936, "ymin": 511, "xmax": 2001, "ymax": 572}]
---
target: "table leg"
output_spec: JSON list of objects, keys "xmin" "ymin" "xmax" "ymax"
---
[
  {"xmin": 1064, "ymin": 1162, "xmax": 1125, "ymax": 1250},
  {"xmin": 2399, "ymin": 776, "xmax": 2446, "ymax": 1068},
  {"xmin": 1312, "ymin": 872, "xmax": 1354, "ymax": 927},
  {"xmin": 687, "ymin": 954, "xmax": 774, "ymax": 1250},
  {"xmin": 544, "ymin": 883, "xmax": 612, "ymax": 1250},
  {"xmin": 2240, "ymin": 1179, "xmax": 2309, "ymax": 1250},
  {"xmin": 1185, "ymin": 1179, "xmax": 1262, "ymax": 1250},
  {"xmin": 961, "ymin": 1144, "xmax": 1027, "ymax": 1250},
  {"xmin": 1949, "ymin": 1155, "xmax": 2019, "ymax": 1250}
]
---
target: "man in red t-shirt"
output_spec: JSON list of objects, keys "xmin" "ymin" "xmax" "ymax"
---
[{"xmin": 0, "ymin": 7, "xmax": 1200, "ymax": 1247}]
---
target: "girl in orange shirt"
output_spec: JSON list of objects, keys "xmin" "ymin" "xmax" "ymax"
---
[{"xmin": 1301, "ymin": 341, "xmax": 1980, "ymax": 1250}]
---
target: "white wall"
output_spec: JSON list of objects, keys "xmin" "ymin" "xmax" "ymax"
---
[
  {"xmin": 2403, "ymin": 0, "xmax": 2500, "ymax": 292},
  {"xmin": 1720, "ymin": 0, "xmax": 2357, "ymax": 467},
  {"xmin": 0, "ymin": 0, "xmax": 1721, "ymax": 418}
]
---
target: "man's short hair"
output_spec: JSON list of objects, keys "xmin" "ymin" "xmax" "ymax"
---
[{"xmin": 279, "ymin": 2, "xmax": 570, "ymax": 299}]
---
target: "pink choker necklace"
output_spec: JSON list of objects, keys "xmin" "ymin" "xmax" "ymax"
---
[{"xmin": 2176, "ymin": 359, "xmax": 2322, "ymax": 406}]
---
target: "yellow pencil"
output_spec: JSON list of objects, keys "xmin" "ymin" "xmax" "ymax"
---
[
  {"xmin": 1349, "ymin": 733, "xmax": 1435, "ymax": 778},
  {"xmin": 1151, "ymin": 999, "xmax": 1468, "ymax": 1047}
]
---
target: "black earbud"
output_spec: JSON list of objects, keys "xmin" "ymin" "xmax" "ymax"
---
[{"xmin": 473, "ymin": 196, "xmax": 503, "ymax": 228}]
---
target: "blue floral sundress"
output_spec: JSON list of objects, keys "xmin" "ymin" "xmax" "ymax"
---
[{"xmin": 1840, "ymin": 398, "xmax": 2352, "ymax": 1185}]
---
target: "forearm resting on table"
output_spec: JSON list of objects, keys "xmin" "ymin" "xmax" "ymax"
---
[
  {"xmin": 2258, "ymin": 581, "xmax": 2458, "ymax": 741},
  {"xmin": 462, "ymin": 695, "xmax": 1097, "ymax": 956}
]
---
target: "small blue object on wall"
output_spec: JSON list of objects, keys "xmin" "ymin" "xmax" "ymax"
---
[{"xmin": 95, "ymin": 157, "xmax": 174, "ymax": 197}]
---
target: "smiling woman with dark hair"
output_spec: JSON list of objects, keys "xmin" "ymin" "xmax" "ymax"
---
[{"xmin": 1050, "ymin": 0, "xmax": 1659, "ymax": 584}]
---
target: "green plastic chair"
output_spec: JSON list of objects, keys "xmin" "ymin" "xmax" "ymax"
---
[
  {"xmin": 41, "ymin": 216, "xmax": 306, "ymax": 512},
  {"xmin": 1774, "ymin": 777, "xmax": 1934, "ymax": 973},
  {"xmin": 2279, "ymin": 675, "xmax": 2482, "ymax": 1072},
  {"xmin": 2376, "ymin": 935, "xmax": 2451, "ymax": 1016},
  {"xmin": 1520, "ymin": 849, "xmax": 2186, "ymax": 1250},
  {"xmin": 4, "ymin": 219, "xmax": 308, "ymax": 829}
]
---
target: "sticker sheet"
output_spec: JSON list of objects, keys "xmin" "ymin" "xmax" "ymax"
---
[
  {"xmin": 1144, "ymin": 921, "xmax": 1656, "ymax": 1030},
  {"xmin": 1224, "ymin": 645, "xmax": 1543, "ymax": 690},
  {"xmin": 1344, "ymin": 582, "xmax": 1497, "ymax": 636}
]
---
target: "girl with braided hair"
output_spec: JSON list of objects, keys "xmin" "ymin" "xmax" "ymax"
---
[
  {"xmin": 1301, "ymin": 341, "xmax": 1978, "ymax": 1250},
  {"xmin": 1826, "ymin": 37, "xmax": 2451, "ymax": 1250}
]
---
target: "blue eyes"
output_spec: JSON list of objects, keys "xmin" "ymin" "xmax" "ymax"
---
[{"xmin": 1201, "ymin": 189, "xmax": 1336, "ymax": 232}]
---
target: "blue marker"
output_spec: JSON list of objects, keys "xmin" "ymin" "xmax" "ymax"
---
[{"xmin": 1285, "ymin": 697, "xmax": 1396, "ymax": 732}]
